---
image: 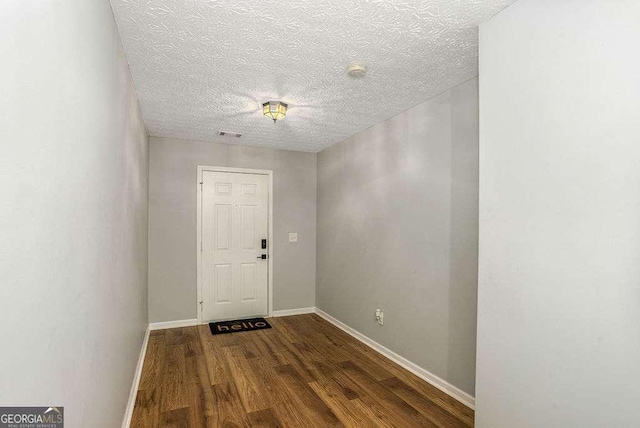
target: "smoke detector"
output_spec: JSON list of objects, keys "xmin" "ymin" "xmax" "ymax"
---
[
  {"xmin": 218, "ymin": 131, "xmax": 242, "ymax": 138},
  {"xmin": 347, "ymin": 63, "xmax": 367, "ymax": 78}
]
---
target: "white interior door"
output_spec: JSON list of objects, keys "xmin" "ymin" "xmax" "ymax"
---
[{"xmin": 201, "ymin": 171, "xmax": 269, "ymax": 321}]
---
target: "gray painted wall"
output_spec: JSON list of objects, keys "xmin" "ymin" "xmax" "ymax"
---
[
  {"xmin": 0, "ymin": 1, "xmax": 148, "ymax": 426},
  {"xmin": 148, "ymin": 137, "xmax": 317, "ymax": 322},
  {"xmin": 476, "ymin": 1, "xmax": 640, "ymax": 426},
  {"xmin": 317, "ymin": 78, "xmax": 479, "ymax": 395}
]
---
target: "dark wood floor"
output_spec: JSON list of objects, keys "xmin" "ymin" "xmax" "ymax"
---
[{"xmin": 131, "ymin": 314, "xmax": 474, "ymax": 427}]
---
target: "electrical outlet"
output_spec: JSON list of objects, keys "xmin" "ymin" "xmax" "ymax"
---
[
  {"xmin": 375, "ymin": 308, "xmax": 384, "ymax": 326},
  {"xmin": 288, "ymin": 232, "xmax": 298, "ymax": 242}
]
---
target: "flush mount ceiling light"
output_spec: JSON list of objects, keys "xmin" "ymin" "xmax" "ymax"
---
[
  {"xmin": 347, "ymin": 63, "xmax": 367, "ymax": 78},
  {"xmin": 262, "ymin": 101, "xmax": 288, "ymax": 123}
]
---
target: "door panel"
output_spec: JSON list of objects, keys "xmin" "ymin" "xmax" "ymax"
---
[
  {"xmin": 241, "ymin": 205, "xmax": 256, "ymax": 250},
  {"xmin": 214, "ymin": 204, "xmax": 232, "ymax": 251},
  {"xmin": 241, "ymin": 263, "xmax": 257, "ymax": 301},
  {"xmin": 214, "ymin": 264, "xmax": 232, "ymax": 303},
  {"xmin": 201, "ymin": 171, "xmax": 269, "ymax": 321}
]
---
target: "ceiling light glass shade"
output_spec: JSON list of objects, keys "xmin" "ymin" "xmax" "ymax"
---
[{"xmin": 262, "ymin": 101, "xmax": 288, "ymax": 122}]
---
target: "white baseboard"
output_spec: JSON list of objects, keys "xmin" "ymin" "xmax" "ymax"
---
[
  {"xmin": 122, "ymin": 326, "xmax": 150, "ymax": 428},
  {"xmin": 270, "ymin": 307, "xmax": 316, "ymax": 317},
  {"xmin": 314, "ymin": 308, "xmax": 475, "ymax": 409},
  {"xmin": 149, "ymin": 318, "xmax": 198, "ymax": 331}
]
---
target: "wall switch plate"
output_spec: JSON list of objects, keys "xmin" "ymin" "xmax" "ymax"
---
[
  {"xmin": 375, "ymin": 308, "xmax": 384, "ymax": 326},
  {"xmin": 288, "ymin": 232, "xmax": 298, "ymax": 242}
]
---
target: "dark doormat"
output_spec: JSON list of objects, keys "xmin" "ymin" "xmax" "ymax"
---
[{"xmin": 209, "ymin": 317, "xmax": 272, "ymax": 335}]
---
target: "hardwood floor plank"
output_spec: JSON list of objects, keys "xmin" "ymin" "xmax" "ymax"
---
[
  {"xmin": 256, "ymin": 327, "xmax": 289, "ymax": 350},
  {"xmin": 198, "ymin": 327, "xmax": 233, "ymax": 385},
  {"xmin": 166, "ymin": 328, "xmax": 185, "ymax": 346},
  {"xmin": 249, "ymin": 334, "xmax": 290, "ymax": 366},
  {"xmin": 348, "ymin": 397, "xmax": 396, "ymax": 428},
  {"xmin": 273, "ymin": 364, "xmax": 342, "ymax": 426},
  {"xmin": 131, "ymin": 314, "xmax": 475, "ymax": 427},
  {"xmin": 132, "ymin": 330, "xmax": 166, "ymax": 427},
  {"xmin": 130, "ymin": 389, "xmax": 161, "ymax": 427},
  {"xmin": 160, "ymin": 343, "xmax": 188, "ymax": 412},
  {"xmin": 139, "ymin": 332, "xmax": 167, "ymax": 391},
  {"xmin": 265, "ymin": 317, "xmax": 299, "ymax": 344},
  {"xmin": 370, "ymin": 358, "xmax": 474, "ymax": 425},
  {"xmin": 380, "ymin": 377, "xmax": 469, "ymax": 428},
  {"xmin": 224, "ymin": 347, "xmax": 275, "ymax": 413},
  {"xmin": 326, "ymin": 370, "xmax": 411, "ymax": 427},
  {"xmin": 243, "ymin": 357, "xmax": 291, "ymax": 405},
  {"xmin": 183, "ymin": 326, "xmax": 204, "ymax": 358},
  {"xmin": 247, "ymin": 408, "xmax": 282, "ymax": 427},
  {"xmin": 309, "ymin": 379, "xmax": 376, "ymax": 427},
  {"xmin": 161, "ymin": 407, "xmax": 190, "ymax": 428},
  {"xmin": 338, "ymin": 360, "xmax": 439, "ymax": 427},
  {"xmin": 210, "ymin": 381, "xmax": 252, "ymax": 427},
  {"xmin": 346, "ymin": 350, "xmax": 394, "ymax": 382},
  {"xmin": 316, "ymin": 318, "xmax": 475, "ymax": 425},
  {"xmin": 185, "ymin": 355, "xmax": 216, "ymax": 428},
  {"xmin": 271, "ymin": 400, "xmax": 319, "ymax": 428}
]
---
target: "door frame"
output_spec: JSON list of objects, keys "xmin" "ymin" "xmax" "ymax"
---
[{"xmin": 196, "ymin": 165, "xmax": 274, "ymax": 324}]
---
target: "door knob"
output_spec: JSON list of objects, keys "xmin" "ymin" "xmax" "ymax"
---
[{"xmin": 257, "ymin": 254, "xmax": 268, "ymax": 259}]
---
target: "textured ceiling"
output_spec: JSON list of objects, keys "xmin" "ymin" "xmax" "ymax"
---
[{"xmin": 110, "ymin": 0, "xmax": 514, "ymax": 152}]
